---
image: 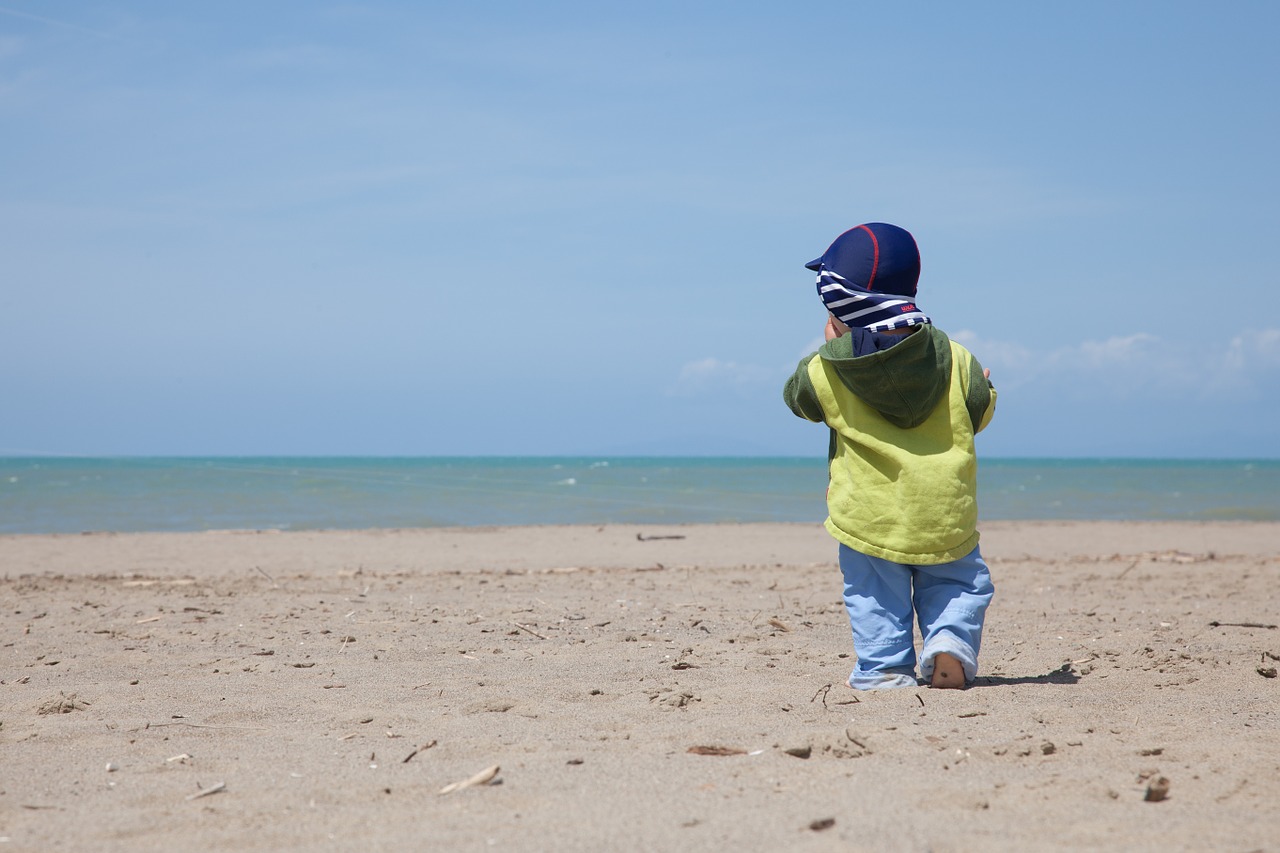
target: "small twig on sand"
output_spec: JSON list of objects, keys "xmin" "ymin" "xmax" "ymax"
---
[
  {"xmin": 811, "ymin": 683, "xmax": 832, "ymax": 709},
  {"xmin": 1209, "ymin": 621, "xmax": 1278, "ymax": 630},
  {"xmin": 137, "ymin": 721, "xmax": 266, "ymax": 732},
  {"xmin": 403, "ymin": 740, "xmax": 438, "ymax": 763},
  {"xmin": 688, "ymin": 745, "xmax": 747, "ymax": 756},
  {"xmin": 637, "ymin": 533, "xmax": 686, "ymax": 541},
  {"xmin": 439, "ymin": 764, "xmax": 500, "ymax": 795},
  {"xmin": 185, "ymin": 782, "xmax": 226, "ymax": 801},
  {"xmin": 512, "ymin": 622, "xmax": 547, "ymax": 639}
]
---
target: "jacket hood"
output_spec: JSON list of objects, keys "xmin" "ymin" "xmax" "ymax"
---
[{"xmin": 816, "ymin": 326, "xmax": 951, "ymax": 428}]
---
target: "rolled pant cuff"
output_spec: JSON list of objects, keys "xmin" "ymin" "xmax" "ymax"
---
[
  {"xmin": 847, "ymin": 671, "xmax": 920, "ymax": 691},
  {"xmin": 919, "ymin": 632, "xmax": 979, "ymax": 682}
]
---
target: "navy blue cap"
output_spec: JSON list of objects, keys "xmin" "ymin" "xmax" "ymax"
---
[{"xmin": 805, "ymin": 222, "xmax": 921, "ymax": 297}]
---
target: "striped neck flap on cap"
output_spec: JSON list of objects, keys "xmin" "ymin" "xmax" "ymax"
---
[{"xmin": 817, "ymin": 268, "xmax": 932, "ymax": 332}]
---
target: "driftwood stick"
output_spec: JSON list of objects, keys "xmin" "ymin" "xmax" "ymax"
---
[
  {"xmin": 512, "ymin": 622, "xmax": 547, "ymax": 639},
  {"xmin": 185, "ymin": 782, "xmax": 226, "ymax": 801},
  {"xmin": 439, "ymin": 764, "xmax": 500, "ymax": 795}
]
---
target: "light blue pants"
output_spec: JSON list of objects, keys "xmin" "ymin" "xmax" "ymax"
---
[{"xmin": 838, "ymin": 543, "xmax": 994, "ymax": 690}]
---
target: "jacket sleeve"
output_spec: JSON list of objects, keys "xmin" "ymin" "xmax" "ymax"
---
[
  {"xmin": 783, "ymin": 354, "xmax": 826, "ymax": 422},
  {"xmin": 962, "ymin": 353, "xmax": 997, "ymax": 434}
]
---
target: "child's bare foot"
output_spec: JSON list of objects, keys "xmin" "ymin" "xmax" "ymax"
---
[{"xmin": 930, "ymin": 653, "xmax": 965, "ymax": 689}]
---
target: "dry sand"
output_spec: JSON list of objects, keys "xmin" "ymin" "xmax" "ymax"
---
[{"xmin": 2, "ymin": 521, "xmax": 1278, "ymax": 852}]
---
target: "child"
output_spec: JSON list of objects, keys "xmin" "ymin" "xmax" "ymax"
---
[{"xmin": 783, "ymin": 223, "xmax": 997, "ymax": 690}]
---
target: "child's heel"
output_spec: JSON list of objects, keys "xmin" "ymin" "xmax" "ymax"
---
[{"xmin": 930, "ymin": 652, "xmax": 965, "ymax": 689}]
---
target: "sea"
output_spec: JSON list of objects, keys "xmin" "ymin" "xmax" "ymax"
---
[{"xmin": 1, "ymin": 457, "xmax": 1277, "ymax": 535}]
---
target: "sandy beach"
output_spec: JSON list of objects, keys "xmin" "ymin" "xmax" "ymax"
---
[{"xmin": 2, "ymin": 521, "xmax": 1278, "ymax": 852}]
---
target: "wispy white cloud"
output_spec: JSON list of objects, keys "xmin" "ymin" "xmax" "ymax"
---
[
  {"xmin": 950, "ymin": 330, "xmax": 1033, "ymax": 375},
  {"xmin": 671, "ymin": 329, "xmax": 1280, "ymax": 407},
  {"xmin": 669, "ymin": 357, "xmax": 779, "ymax": 397},
  {"xmin": 1074, "ymin": 332, "xmax": 1161, "ymax": 369},
  {"xmin": 1224, "ymin": 328, "xmax": 1280, "ymax": 371},
  {"xmin": 954, "ymin": 328, "xmax": 1280, "ymax": 400}
]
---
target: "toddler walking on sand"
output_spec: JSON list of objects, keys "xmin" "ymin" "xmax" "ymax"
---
[{"xmin": 783, "ymin": 223, "xmax": 997, "ymax": 689}]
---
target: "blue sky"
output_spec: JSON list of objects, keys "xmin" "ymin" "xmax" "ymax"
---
[{"xmin": 3, "ymin": 1, "xmax": 1277, "ymax": 458}]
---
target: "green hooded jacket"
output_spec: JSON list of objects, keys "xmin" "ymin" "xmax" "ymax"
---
[{"xmin": 783, "ymin": 325, "xmax": 996, "ymax": 565}]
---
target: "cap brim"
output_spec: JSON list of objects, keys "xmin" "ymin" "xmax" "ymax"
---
[{"xmin": 804, "ymin": 257, "xmax": 822, "ymax": 271}]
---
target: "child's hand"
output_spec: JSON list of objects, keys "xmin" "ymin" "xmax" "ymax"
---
[{"xmin": 824, "ymin": 316, "xmax": 843, "ymax": 341}]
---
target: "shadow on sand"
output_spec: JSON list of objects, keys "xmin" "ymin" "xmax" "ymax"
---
[{"xmin": 974, "ymin": 662, "xmax": 1081, "ymax": 687}]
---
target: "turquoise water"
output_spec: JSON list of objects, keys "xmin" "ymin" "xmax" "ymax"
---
[{"xmin": 1, "ymin": 457, "xmax": 1276, "ymax": 534}]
